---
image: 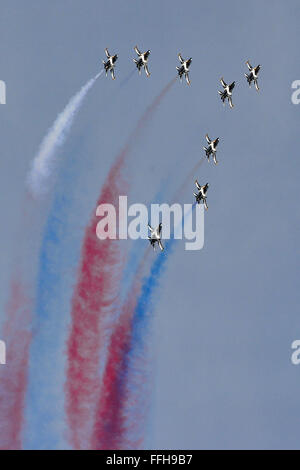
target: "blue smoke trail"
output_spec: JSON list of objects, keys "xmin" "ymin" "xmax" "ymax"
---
[
  {"xmin": 23, "ymin": 67, "xmax": 138, "ymax": 449},
  {"xmin": 121, "ymin": 204, "xmax": 196, "ymax": 446},
  {"xmin": 119, "ymin": 179, "xmax": 170, "ymax": 305},
  {"xmin": 133, "ymin": 203, "xmax": 196, "ymax": 330},
  {"xmin": 23, "ymin": 137, "xmax": 88, "ymax": 450}
]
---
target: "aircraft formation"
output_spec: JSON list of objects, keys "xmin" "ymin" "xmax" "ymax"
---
[{"xmin": 102, "ymin": 47, "xmax": 262, "ymax": 252}]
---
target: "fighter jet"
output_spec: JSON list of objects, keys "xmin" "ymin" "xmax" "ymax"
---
[
  {"xmin": 245, "ymin": 61, "xmax": 261, "ymax": 91},
  {"xmin": 194, "ymin": 181, "xmax": 209, "ymax": 210},
  {"xmin": 203, "ymin": 134, "xmax": 219, "ymax": 165},
  {"xmin": 176, "ymin": 53, "xmax": 192, "ymax": 85},
  {"xmin": 218, "ymin": 77, "xmax": 235, "ymax": 108},
  {"xmin": 102, "ymin": 48, "xmax": 118, "ymax": 80},
  {"xmin": 133, "ymin": 46, "xmax": 151, "ymax": 77},
  {"xmin": 148, "ymin": 223, "xmax": 164, "ymax": 251}
]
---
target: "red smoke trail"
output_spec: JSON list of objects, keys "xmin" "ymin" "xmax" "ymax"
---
[
  {"xmin": 65, "ymin": 159, "xmax": 127, "ymax": 450},
  {"xmin": 0, "ymin": 279, "xmax": 31, "ymax": 450},
  {"xmin": 65, "ymin": 79, "xmax": 176, "ymax": 450},
  {"xmin": 93, "ymin": 157, "xmax": 205, "ymax": 449},
  {"xmin": 90, "ymin": 252, "xmax": 150, "ymax": 450}
]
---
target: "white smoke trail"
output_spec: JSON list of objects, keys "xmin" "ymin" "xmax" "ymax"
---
[{"xmin": 27, "ymin": 70, "xmax": 103, "ymax": 197}]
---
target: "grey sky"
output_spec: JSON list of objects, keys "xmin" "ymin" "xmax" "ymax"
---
[{"xmin": 0, "ymin": 0, "xmax": 299, "ymax": 449}]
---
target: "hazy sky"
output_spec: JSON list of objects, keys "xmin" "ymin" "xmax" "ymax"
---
[{"xmin": 0, "ymin": 0, "xmax": 299, "ymax": 449}]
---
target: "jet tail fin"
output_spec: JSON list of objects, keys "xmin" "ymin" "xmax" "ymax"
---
[{"xmin": 158, "ymin": 241, "xmax": 164, "ymax": 251}]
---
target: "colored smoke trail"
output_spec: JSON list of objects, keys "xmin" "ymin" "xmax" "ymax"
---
[
  {"xmin": 65, "ymin": 78, "xmax": 176, "ymax": 449},
  {"xmin": 0, "ymin": 199, "xmax": 42, "ymax": 450},
  {"xmin": 119, "ymin": 205, "xmax": 197, "ymax": 448},
  {"xmin": 22, "ymin": 67, "xmax": 136, "ymax": 449},
  {"xmin": 96, "ymin": 199, "xmax": 196, "ymax": 449},
  {"xmin": 108, "ymin": 241, "xmax": 176, "ymax": 450},
  {"xmin": 65, "ymin": 158, "xmax": 128, "ymax": 450},
  {"xmin": 91, "ymin": 240, "xmax": 177, "ymax": 450},
  {"xmin": 91, "ymin": 252, "xmax": 151, "ymax": 450},
  {"xmin": 118, "ymin": 77, "xmax": 176, "ymax": 160},
  {"xmin": 1, "ymin": 68, "xmax": 110, "ymax": 450},
  {"xmin": 92, "ymin": 163, "xmax": 200, "ymax": 449},
  {"xmin": 0, "ymin": 279, "xmax": 31, "ymax": 450},
  {"xmin": 91, "ymin": 187, "xmax": 168, "ymax": 449},
  {"xmin": 91, "ymin": 280, "xmax": 142, "ymax": 450},
  {"xmin": 27, "ymin": 71, "xmax": 103, "ymax": 198},
  {"xmin": 23, "ymin": 148, "xmax": 90, "ymax": 449}
]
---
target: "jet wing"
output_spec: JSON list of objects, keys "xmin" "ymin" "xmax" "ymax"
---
[
  {"xmin": 134, "ymin": 45, "xmax": 142, "ymax": 56},
  {"xmin": 195, "ymin": 180, "xmax": 201, "ymax": 191},
  {"xmin": 220, "ymin": 77, "xmax": 227, "ymax": 88},
  {"xmin": 245, "ymin": 60, "xmax": 252, "ymax": 70},
  {"xmin": 105, "ymin": 48, "xmax": 110, "ymax": 58},
  {"xmin": 178, "ymin": 53, "xmax": 184, "ymax": 64},
  {"xmin": 205, "ymin": 134, "xmax": 211, "ymax": 144}
]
